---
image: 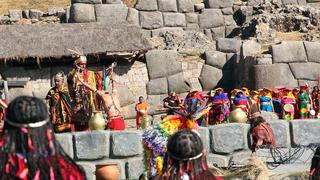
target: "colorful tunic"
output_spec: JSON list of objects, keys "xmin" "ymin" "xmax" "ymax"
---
[
  {"xmin": 209, "ymin": 93, "xmax": 230, "ymax": 125},
  {"xmin": 233, "ymin": 96, "xmax": 249, "ymax": 113},
  {"xmin": 67, "ymin": 69, "xmax": 100, "ymax": 131},
  {"xmin": 46, "ymin": 85, "xmax": 72, "ymax": 133},
  {"xmin": 260, "ymin": 96, "xmax": 273, "ymax": 112},
  {"xmin": 298, "ymin": 93, "xmax": 311, "ymax": 118}
]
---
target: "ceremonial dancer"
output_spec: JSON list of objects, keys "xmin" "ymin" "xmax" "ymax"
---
[
  {"xmin": 46, "ymin": 72, "xmax": 73, "ymax": 133},
  {"xmin": 0, "ymin": 96, "xmax": 85, "ymax": 179},
  {"xmin": 233, "ymin": 90, "xmax": 250, "ymax": 114},
  {"xmin": 209, "ymin": 88, "xmax": 230, "ymax": 125},
  {"xmin": 258, "ymin": 88, "xmax": 274, "ymax": 112},
  {"xmin": 298, "ymin": 85, "xmax": 313, "ymax": 119},
  {"xmin": 312, "ymin": 86, "xmax": 320, "ymax": 117},
  {"xmin": 135, "ymin": 96, "xmax": 150, "ymax": 129},
  {"xmin": 77, "ymin": 68, "xmax": 125, "ymax": 130},
  {"xmin": 282, "ymin": 88, "xmax": 296, "ymax": 120},
  {"xmin": 67, "ymin": 50, "xmax": 98, "ymax": 131},
  {"xmin": 162, "ymin": 91, "xmax": 182, "ymax": 115}
]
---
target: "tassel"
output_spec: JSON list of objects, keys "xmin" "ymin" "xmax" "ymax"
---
[
  {"xmin": 179, "ymin": 163, "xmax": 183, "ymax": 177},
  {"xmin": 201, "ymin": 161, "xmax": 207, "ymax": 171},
  {"xmin": 33, "ymin": 170, "xmax": 40, "ymax": 180},
  {"xmin": 5, "ymin": 163, "xmax": 10, "ymax": 173},
  {"xmin": 186, "ymin": 162, "xmax": 190, "ymax": 172},
  {"xmin": 50, "ymin": 167, "xmax": 55, "ymax": 180},
  {"xmin": 28, "ymin": 136, "xmax": 35, "ymax": 150}
]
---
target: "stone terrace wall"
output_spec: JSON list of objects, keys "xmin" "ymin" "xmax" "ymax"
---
[
  {"xmin": 253, "ymin": 41, "xmax": 320, "ymax": 89},
  {"xmin": 56, "ymin": 119, "xmax": 320, "ymax": 179}
]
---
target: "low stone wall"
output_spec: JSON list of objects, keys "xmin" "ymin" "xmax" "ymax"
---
[{"xmin": 55, "ymin": 119, "xmax": 320, "ymax": 179}]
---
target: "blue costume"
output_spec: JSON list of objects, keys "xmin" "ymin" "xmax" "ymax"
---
[{"xmin": 260, "ymin": 96, "xmax": 273, "ymax": 112}]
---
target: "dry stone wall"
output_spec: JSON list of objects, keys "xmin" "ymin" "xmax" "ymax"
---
[
  {"xmin": 54, "ymin": 119, "xmax": 320, "ymax": 179},
  {"xmin": 253, "ymin": 41, "xmax": 320, "ymax": 89}
]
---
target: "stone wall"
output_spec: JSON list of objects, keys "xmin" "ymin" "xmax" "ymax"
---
[
  {"xmin": 253, "ymin": 41, "xmax": 320, "ymax": 89},
  {"xmin": 55, "ymin": 119, "xmax": 320, "ymax": 179}
]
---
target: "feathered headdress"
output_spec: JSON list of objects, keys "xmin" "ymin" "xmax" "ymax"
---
[{"xmin": 68, "ymin": 48, "xmax": 87, "ymax": 65}]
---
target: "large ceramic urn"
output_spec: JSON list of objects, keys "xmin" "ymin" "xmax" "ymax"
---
[
  {"xmin": 89, "ymin": 111, "xmax": 106, "ymax": 130},
  {"xmin": 95, "ymin": 164, "xmax": 120, "ymax": 180},
  {"xmin": 229, "ymin": 108, "xmax": 248, "ymax": 123}
]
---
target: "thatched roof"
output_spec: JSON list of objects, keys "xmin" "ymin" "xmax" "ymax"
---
[{"xmin": 0, "ymin": 22, "xmax": 152, "ymax": 60}]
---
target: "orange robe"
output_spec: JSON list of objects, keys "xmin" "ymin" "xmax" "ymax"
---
[{"xmin": 135, "ymin": 102, "xmax": 149, "ymax": 125}]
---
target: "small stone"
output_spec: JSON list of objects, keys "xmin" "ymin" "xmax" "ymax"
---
[
  {"xmin": 216, "ymin": 38, "xmax": 242, "ymax": 53},
  {"xmin": 29, "ymin": 9, "xmax": 44, "ymax": 19},
  {"xmin": 158, "ymin": 0, "xmax": 178, "ymax": 12},
  {"xmin": 139, "ymin": 11, "xmax": 163, "ymax": 30},
  {"xmin": 95, "ymin": 4, "xmax": 128, "ymax": 23},
  {"xmin": 199, "ymin": 9, "xmax": 224, "ymax": 29},
  {"xmin": 135, "ymin": 0, "xmax": 158, "ymax": 11},
  {"xmin": 222, "ymin": 7, "xmax": 233, "ymax": 15},
  {"xmin": 177, "ymin": 0, "xmax": 194, "ymax": 13},
  {"xmin": 205, "ymin": 51, "xmax": 227, "ymax": 69},
  {"xmin": 185, "ymin": 13, "xmax": 198, "ymax": 23},
  {"xmin": 211, "ymin": 27, "xmax": 226, "ymax": 40},
  {"xmin": 9, "ymin": 10, "xmax": 22, "ymax": 21},
  {"xmin": 224, "ymin": 15, "xmax": 236, "ymax": 26},
  {"xmin": 69, "ymin": 3, "xmax": 96, "ymax": 23},
  {"xmin": 163, "ymin": 13, "xmax": 186, "ymax": 27}
]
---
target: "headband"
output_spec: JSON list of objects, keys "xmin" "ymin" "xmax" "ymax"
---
[
  {"xmin": 5, "ymin": 118, "xmax": 50, "ymax": 128},
  {"xmin": 167, "ymin": 151, "xmax": 203, "ymax": 161}
]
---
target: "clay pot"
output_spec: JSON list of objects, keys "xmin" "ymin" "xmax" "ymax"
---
[
  {"xmin": 89, "ymin": 111, "xmax": 106, "ymax": 131},
  {"xmin": 95, "ymin": 164, "xmax": 120, "ymax": 180},
  {"xmin": 229, "ymin": 108, "xmax": 248, "ymax": 123}
]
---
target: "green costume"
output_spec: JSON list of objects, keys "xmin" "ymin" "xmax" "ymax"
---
[{"xmin": 298, "ymin": 93, "xmax": 310, "ymax": 118}]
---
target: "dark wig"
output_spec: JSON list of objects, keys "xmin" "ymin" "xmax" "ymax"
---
[
  {"xmin": 0, "ymin": 96, "xmax": 86, "ymax": 180},
  {"xmin": 161, "ymin": 129, "xmax": 217, "ymax": 180}
]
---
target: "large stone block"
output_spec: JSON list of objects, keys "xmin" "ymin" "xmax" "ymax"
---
[
  {"xmin": 126, "ymin": 157, "xmax": 144, "ymax": 179},
  {"xmin": 272, "ymin": 41, "xmax": 308, "ymax": 63},
  {"xmin": 177, "ymin": 0, "xmax": 194, "ymax": 12},
  {"xmin": 158, "ymin": 0, "xmax": 178, "ymax": 12},
  {"xmin": 289, "ymin": 63, "xmax": 320, "ymax": 81},
  {"xmin": 242, "ymin": 40, "xmax": 261, "ymax": 57},
  {"xmin": 76, "ymin": 162, "xmax": 96, "ymax": 180},
  {"xmin": 121, "ymin": 103, "xmax": 137, "ymax": 119},
  {"xmin": 198, "ymin": 127, "xmax": 210, "ymax": 152},
  {"xmin": 199, "ymin": 9, "xmax": 224, "ymax": 29},
  {"xmin": 207, "ymin": 154, "xmax": 230, "ymax": 168},
  {"xmin": 291, "ymin": 120, "xmax": 320, "ymax": 146},
  {"xmin": 163, "ymin": 13, "xmax": 186, "ymax": 27},
  {"xmin": 210, "ymin": 123, "xmax": 250, "ymax": 154},
  {"xmin": 95, "ymin": 4, "xmax": 128, "ymax": 23},
  {"xmin": 126, "ymin": 8, "xmax": 139, "ymax": 25},
  {"xmin": 72, "ymin": 0, "xmax": 102, "ymax": 3},
  {"xmin": 223, "ymin": 15, "xmax": 236, "ymax": 26},
  {"xmin": 135, "ymin": 0, "xmax": 158, "ymax": 10},
  {"xmin": 55, "ymin": 133, "xmax": 74, "ymax": 159},
  {"xmin": 147, "ymin": 77, "xmax": 168, "ymax": 95},
  {"xmin": 69, "ymin": 3, "xmax": 96, "ymax": 23},
  {"xmin": 304, "ymin": 41, "xmax": 320, "ymax": 63},
  {"xmin": 140, "ymin": 11, "xmax": 163, "ymax": 30},
  {"xmin": 118, "ymin": 85, "xmax": 135, "ymax": 107},
  {"xmin": 204, "ymin": 0, "xmax": 234, "ymax": 8},
  {"xmin": 252, "ymin": 64, "xmax": 298, "ymax": 89},
  {"xmin": 268, "ymin": 121, "xmax": 290, "ymax": 148},
  {"xmin": 230, "ymin": 151, "xmax": 252, "ymax": 165},
  {"xmin": 211, "ymin": 27, "xmax": 225, "ymax": 40},
  {"xmin": 167, "ymin": 72, "xmax": 191, "ymax": 93},
  {"xmin": 199, "ymin": 64, "xmax": 223, "ymax": 90},
  {"xmin": 185, "ymin": 13, "xmax": 198, "ymax": 23},
  {"xmin": 145, "ymin": 50, "xmax": 181, "ymax": 79},
  {"xmin": 111, "ymin": 131, "xmax": 143, "ymax": 157},
  {"xmin": 205, "ymin": 51, "xmax": 227, "ymax": 69},
  {"xmin": 74, "ymin": 131, "xmax": 110, "ymax": 160},
  {"xmin": 216, "ymin": 38, "xmax": 242, "ymax": 53}
]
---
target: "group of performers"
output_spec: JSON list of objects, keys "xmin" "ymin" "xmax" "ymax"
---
[
  {"xmin": 161, "ymin": 85, "xmax": 320, "ymax": 126},
  {"xmin": 45, "ymin": 51, "xmax": 125, "ymax": 133}
]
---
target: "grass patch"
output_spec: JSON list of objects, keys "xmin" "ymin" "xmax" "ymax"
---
[
  {"xmin": 275, "ymin": 31, "xmax": 305, "ymax": 41},
  {"xmin": 0, "ymin": 0, "xmax": 70, "ymax": 15}
]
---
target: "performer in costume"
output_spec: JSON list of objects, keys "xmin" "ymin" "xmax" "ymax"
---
[
  {"xmin": 250, "ymin": 116, "xmax": 276, "ymax": 152},
  {"xmin": 77, "ymin": 71, "xmax": 125, "ymax": 130},
  {"xmin": 162, "ymin": 91, "xmax": 182, "ymax": 115},
  {"xmin": 0, "ymin": 91, "xmax": 8, "ymax": 132},
  {"xmin": 135, "ymin": 96, "xmax": 150, "ymax": 130},
  {"xmin": 298, "ymin": 85, "xmax": 313, "ymax": 119},
  {"xmin": 282, "ymin": 88, "xmax": 296, "ymax": 120},
  {"xmin": 292, "ymin": 87, "xmax": 300, "ymax": 119},
  {"xmin": 311, "ymin": 86, "xmax": 320, "ymax": 116},
  {"xmin": 46, "ymin": 72, "xmax": 73, "ymax": 133},
  {"xmin": 184, "ymin": 89, "xmax": 206, "ymax": 125},
  {"xmin": 67, "ymin": 50, "xmax": 98, "ymax": 131},
  {"xmin": 142, "ymin": 97, "xmax": 211, "ymax": 178},
  {"xmin": 0, "ymin": 96, "xmax": 85, "ymax": 179},
  {"xmin": 258, "ymin": 88, "xmax": 274, "ymax": 112},
  {"xmin": 272, "ymin": 90, "xmax": 282, "ymax": 118},
  {"xmin": 209, "ymin": 88, "xmax": 230, "ymax": 125},
  {"xmin": 233, "ymin": 90, "xmax": 250, "ymax": 114}
]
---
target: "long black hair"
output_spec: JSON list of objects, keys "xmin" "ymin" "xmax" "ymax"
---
[
  {"xmin": 0, "ymin": 96, "xmax": 86, "ymax": 180},
  {"xmin": 161, "ymin": 129, "xmax": 217, "ymax": 180}
]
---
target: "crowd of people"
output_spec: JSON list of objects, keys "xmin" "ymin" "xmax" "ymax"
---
[{"xmin": 161, "ymin": 85, "xmax": 320, "ymax": 127}]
